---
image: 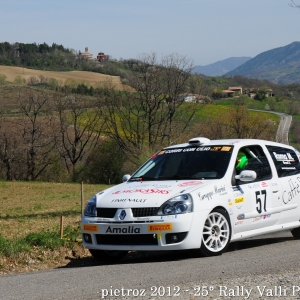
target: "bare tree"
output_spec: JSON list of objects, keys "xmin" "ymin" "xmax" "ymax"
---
[
  {"xmin": 18, "ymin": 90, "xmax": 55, "ymax": 180},
  {"xmin": 0, "ymin": 114, "xmax": 19, "ymax": 180},
  {"xmin": 97, "ymin": 53, "xmax": 204, "ymax": 163},
  {"xmin": 289, "ymin": 0, "xmax": 300, "ymax": 7},
  {"xmin": 51, "ymin": 92, "xmax": 104, "ymax": 181}
]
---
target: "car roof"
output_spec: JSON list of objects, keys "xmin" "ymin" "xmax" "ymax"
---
[{"xmin": 164, "ymin": 137, "xmax": 295, "ymax": 150}]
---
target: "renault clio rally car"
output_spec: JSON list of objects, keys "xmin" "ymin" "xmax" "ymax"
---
[{"xmin": 81, "ymin": 137, "xmax": 300, "ymax": 262}]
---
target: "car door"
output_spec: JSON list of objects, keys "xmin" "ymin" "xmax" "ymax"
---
[
  {"xmin": 230, "ymin": 145, "xmax": 278, "ymax": 234},
  {"xmin": 266, "ymin": 145, "xmax": 300, "ymax": 225}
]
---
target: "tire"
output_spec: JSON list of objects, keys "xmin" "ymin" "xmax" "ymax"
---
[
  {"xmin": 89, "ymin": 249, "xmax": 128, "ymax": 263},
  {"xmin": 200, "ymin": 208, "xmax": 231, "ymax": 256},
  {"xmin": 291, "ymin": 227, "xmax": 300, "ymax": 239}
]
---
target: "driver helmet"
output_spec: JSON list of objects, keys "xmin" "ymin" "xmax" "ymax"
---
[{"xmin": 236, "ymin": 151, "xmax": 248, "ymax": 170}]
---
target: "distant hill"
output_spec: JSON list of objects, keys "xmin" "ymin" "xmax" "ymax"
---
[
  {"xmin": 226, "ymin": 42, "xmax": 300, "ymax": 84},
  {"xmin": 192, "ymin": 57, "xmax": 252, "ymax": 76}
]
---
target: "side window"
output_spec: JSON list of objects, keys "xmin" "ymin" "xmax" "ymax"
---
[
  {"xmin": 235, "ymin": 145, "xmax": 272, "ymax": 184},
  {"xmin": 266, "ymin": 145, "xmax": 300, "ymax": 177}
]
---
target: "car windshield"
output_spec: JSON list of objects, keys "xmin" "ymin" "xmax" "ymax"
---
[{"xmin": 130, "ymin": 145, "xmax": 233, "ymax": 181}]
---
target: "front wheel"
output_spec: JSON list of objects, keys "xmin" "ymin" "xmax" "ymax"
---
[
  {"xmin": 200, "ymin": 208, "xmax": 231, "ymax": 256},
  {"xmin": 89, "ymin": 249, "xmax": 128, "ymax": 263}
]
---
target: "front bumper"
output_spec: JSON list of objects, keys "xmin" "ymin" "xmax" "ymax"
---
[{"xmin": 81, "ymin": 209, "xmax": 208, "ymax": 251}]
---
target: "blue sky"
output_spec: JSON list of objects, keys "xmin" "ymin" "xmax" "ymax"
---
[{"xmin": 1, "ymin": 0, "xmax": 300, "ymax": 66}]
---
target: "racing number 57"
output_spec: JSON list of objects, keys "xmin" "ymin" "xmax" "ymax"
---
[{"xmin": 255, "ymin": 190, "xmax": 267, "ymax": 214}]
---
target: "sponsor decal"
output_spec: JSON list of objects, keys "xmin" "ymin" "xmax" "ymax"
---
[
  {"xmin": 221, "ymin": 146, "xmax": 232, "ymax": 151},
  {"xmin": 160, "ymin": 215, "xmax": 178, "ymax": 219},
  {"xmin": 228, "ymin": 202, "xmax": 233, "ymax": 206},
  {"xmin": 105, "ymin": 226, "xmax": 141, "ymax": 234},
  {"xmin": 228, "ymin": 207, "xmax": 233, "ymax": 215},
  {"xmin": 234, "ymin": 197, "xmax": 244, "ymax": 204},
  {"xmin": 165, "ymin": 149, "xmax": 183, "ymax": 154},
  {"xmin": 183, "ymin": 148, "xmax": 196, "ymax": 152},
  {"xmin": 261, "ymin": 182, "xmax": 268, "ymax": 188},
  {"xmin": 282, "ymin": 177, "xmax": 300, "ymax": 204},
  {"xmin": 199, "ymin": 191, "xmax": 214, "ymax": 201},
  {"xmin": 178, "ymin": 181, "xmax": 203, "ymax": 187},
  {"xmin": 235, "ymin": 220, "xmax": 243, "ymax": 225},
  {"xmin": 270, "ymin": 182, "xmax": 278, "ymax": 187},
  {"xmin": 113, "ymin": 189, "xmax": 171, "ymax": 195},
  {"xmin": 211, "ymin": 146, "xmax": 222, "ymax": 151},
  {"xmin": 196, "ymin": 146, "xmax": 211, "ymax": 151},
  {"xmin": 83, "ymin": 225, "xmax": 98, "ymax": 232},
  {"xmin": 136, "ymin": 217, "xmax": 150, "ymax": 221},
  {"xmin": 273, "ymin": 152, "xmax": 295, "ymax": 164},
  {"xmin": 282, "ymin": 167, "xmax": 296, "ymax": 170},
  {"xmin": 111, "ymin": 198, "xmax": 147, "ymax": 203},
  {"xmin": 214, "ymin": 185, "xmax": 226, "ymax": 194},
  {"xmin": 148, "ymin": 223, "xmax": 172, "ymax": 232},
  {"xmin": 232, "ymin": 186, "xmax": 244, "ymax": 194},
  {"xmin": 252, "ymin": 216, "xmax": 262, "ymax": 222},
  {"xmin": 248, "ymin": 183, "xmax": 260, "ymax": 189},
  {"xmin": 263, "ymin": 214, "xmax": 271, "ymax": 219}
]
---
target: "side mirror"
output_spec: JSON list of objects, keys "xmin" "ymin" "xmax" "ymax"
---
[
  {"xmin": 122, "ymin": 174, "xmax": 131, "ymax": 182},
  {"xmin": 235, "ymin": 170, "xmax": 257, "ymax": 182}
]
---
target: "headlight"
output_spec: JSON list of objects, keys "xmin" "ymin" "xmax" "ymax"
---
[
  {"xmin": 84, "ymin": 195, "xmax": 97, "ymax": 217},
  {"xmin": 157, "ymin": 194, "xmax": 193, "ymax": 215}
]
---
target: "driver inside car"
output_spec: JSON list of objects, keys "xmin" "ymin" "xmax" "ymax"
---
[{"xmin": 236, "ymin": 151, "xmax": 248, "ymax": 171}]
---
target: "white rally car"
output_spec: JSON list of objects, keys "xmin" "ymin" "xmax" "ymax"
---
[{"xmin": 81, "ymin": 137, "xmax": 300, "ymax": 262}]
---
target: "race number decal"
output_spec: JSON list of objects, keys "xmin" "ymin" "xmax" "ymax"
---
[{"xmin": 256, "ymin": 190, "xmax": 267, "ymax": 214}]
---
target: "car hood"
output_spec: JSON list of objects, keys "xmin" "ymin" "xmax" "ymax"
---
[{"xmin": 96, "ymin": 180, "xmax": 215, "ymax": 208}]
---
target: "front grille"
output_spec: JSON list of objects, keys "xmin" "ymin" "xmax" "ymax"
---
[
  {"xmin": 97, "ymin": 208, "xmax": 118, "ymax": 218},
  {"xmin": 96, "ymin": 234, "xmax": 158, "ymax": 245},
  {"xmin": 131, "ymin": 207, "xmax": 159, "ymax": 217}
]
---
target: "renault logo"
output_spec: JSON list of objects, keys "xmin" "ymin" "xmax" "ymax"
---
[{"xmin": 119, "ymin": 210, "xmax": 126, "ymax": 220}]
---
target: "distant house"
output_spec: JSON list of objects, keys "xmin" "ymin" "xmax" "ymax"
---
[
  {"xmin": 221, "ymin": 86, "xmax": 242, "ymax": 97},
  {"xmin": 222, "ymin": 90, "xmax": 235, "ymax": 97},
  {"xmin": 178, "ymin": 94, "xmax": 205, "ymax": 103},
  {"xmin": 80, "ymin": 47, "xmax": 93, "ymax": 60},
  {"xmin": 244, "ymin": 88, "xmax": 274, "ymax": 99},
  {"xmin": 228, "ymin": 86, "xmax": 242, "ymax": 94},
  {"xmin": 178, "ymin": 94, "xmax": 196, "ymax": 103},
  {"xmin": 97, "ymin": 52, "xmax": 109, "ymax": 61}
]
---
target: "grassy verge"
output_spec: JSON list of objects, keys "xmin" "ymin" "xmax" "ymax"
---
[{"xmin": 0, "ymin": 181, "xmax": 111, "ymax": 275}]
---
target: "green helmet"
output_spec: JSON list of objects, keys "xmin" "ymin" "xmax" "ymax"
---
[{"xmin": 236, "ymin": 151, "xmax": 248, "ymax": 170}]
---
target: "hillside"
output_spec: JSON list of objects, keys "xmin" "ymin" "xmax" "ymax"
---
[
  {"xmin": 0, "ymin": 65, "xmax": 127, "ymax": 90},
  {"xmin": 225, "ymin": 41, "xmax": 300, "ymax": 84},
  {"xmin": 193, "ymin": 57, "xmax": 251, "ymax": 76}
]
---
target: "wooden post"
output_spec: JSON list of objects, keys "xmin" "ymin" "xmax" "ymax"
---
[
  {"xmin": 60, "ymin": 216, "xmax": 64, "ymax": 238},
  {"xmin": 81, "ymin": 181, "xmax": 84, "ymax": 216}
]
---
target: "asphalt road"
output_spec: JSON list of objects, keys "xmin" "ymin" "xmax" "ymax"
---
[
  {"xmin": 275, "ymin": 112, "xmax": 292, "ymax": 145},
  {"xmin": 0, "ymin": 230, "xmax": 300, "ymax": 300}
]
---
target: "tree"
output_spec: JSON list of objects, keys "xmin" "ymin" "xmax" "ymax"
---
[
  {"xmin": 51, "ymin": 92, "xmax": 105, "ymax": 181},
  {"xmin": 194, "ymin": 100, "xmax": 277, "ymax": 140},
  {"xmin": 82, "ymin": 138, "xmax": 125, "ymax": 184},
  {"xmin": 97, "ymin": 53, "xmax": 204, "ymax": 164},
  {"xmin": 14, "ymin": 76, "xmax": 25, "ymax": 85},
  {"xmin": 289, "ymin": 0, "xmax": 300, "ymax": 7},
  {"xmin": 0, "ymin": 114, "xmax": 19, "ymax": 180},
  {"xmin": 18, "ymin": 90, "xmax": 55, "ymax": 180}
]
